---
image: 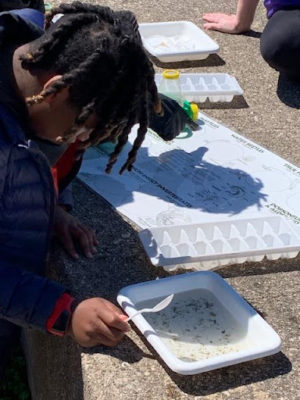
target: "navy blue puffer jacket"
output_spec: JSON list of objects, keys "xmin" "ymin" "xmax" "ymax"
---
[{"xmin": 0, "ymin": 10, "xmax": 65, "ymax": 331}]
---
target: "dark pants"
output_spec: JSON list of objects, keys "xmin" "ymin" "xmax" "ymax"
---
[
  {"xmin": 0, "ymin": 319, "xmax": 21, "ymax": 381},
  {"xmin": 260, "ymin": 8, "xmax": 300, "ymax": 81}
]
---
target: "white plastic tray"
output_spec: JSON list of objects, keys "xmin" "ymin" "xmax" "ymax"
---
[
  {"xmin": 138, "ymin": 216, "xmax": 300, "ymax": 269},
  {"xmin": 117, "ymin": 271, "xmax": 281, "ymax": 375},
  {"xmin": 139, "ymin": 21, "xmax": 219, "ymax": 62},
  {"xmin": 155, "ymin": 73, "xmax": 243, "ymax": 103}
]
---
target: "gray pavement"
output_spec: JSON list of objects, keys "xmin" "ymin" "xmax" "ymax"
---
[{"xmin": 26, "ymin": 1, "xmax": 300, "ymax": 399}]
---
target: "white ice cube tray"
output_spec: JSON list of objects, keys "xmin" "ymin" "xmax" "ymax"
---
[
  {"xmin": 138, "ymin": 216, "xmax": 300, "ymax": 269},
  {"xmin": 117, "ymin": 271, "xmax": 281, "ymax": 375},
  {"xmin": 155, "ymin": 73, "xmax": 243, "ymax": 103},
  {"xmin": 139, "ymin": 21, "xmax": 219, "ymax": 63}
]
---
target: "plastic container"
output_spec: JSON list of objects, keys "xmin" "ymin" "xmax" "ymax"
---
[
  {"xmin": 117, "ymin": 271, "xmax": 281, "ymax": 375},
  {"xmin": 138, "ymin": 216, "xmax": 300, "ymax": 270},
  {"xmin": 159, "ymin": 69, "xmax": 184, "ymax": 107},
  {"xmin": 155, "ymin": 73, "xmax": 243, "ymax": 103},
  {"xmin": 139, "ymin": 21, "xmax": 219, "ymax": 62},
  {"xmin": 158, "ymin": 70, "xmax": 199, "ymax": 120}
]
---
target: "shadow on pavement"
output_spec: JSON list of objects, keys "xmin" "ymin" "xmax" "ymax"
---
[
  {"xmin": 198, "ymin": 95, "xmax": 249, "ymax": 110},
  {"xmin": 244, "ymin": 30, "xmax": 262, "ymax": 39},
  {"xmin": 83, "ymin": 334, "xmax": 156, "ymax": 363},
  {"xmin": 216, "ymin": 255, "xmax": 300, "ymax": 278},
  {"xmin": 167, "ymin": 351, "xmax": 291, "ymax": 396},
  {"xmin": 148, "ymin": 53, "xmax": 225, "ymax": 68},
  {"xmin": 90, "ymin": 325, "xmax": 292, "ymax": 398}
]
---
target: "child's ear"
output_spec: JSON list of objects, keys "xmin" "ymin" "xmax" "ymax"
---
[{"xmin": 42, "ymin": 75, "xmax": 65, "ymax": 104}]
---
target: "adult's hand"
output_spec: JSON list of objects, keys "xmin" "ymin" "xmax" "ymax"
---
[
  {"xmin": 203, "ymin": 13, "xmax": 247, "ymax": 34},
  {"xmin": 53, "ymin": 205, "xmax": 99, "ymax": 259},
  {"xmin": 69, "ymin": 298, "xmax": 130, "ymax": 347},
  {"xmin": 203, "ymin": 0, "xmax": 259, "ymax": 34}
]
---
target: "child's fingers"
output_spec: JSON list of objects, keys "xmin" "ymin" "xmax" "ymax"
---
[
  {"xmin": 60, "ymin": 229, "xmax": 79, "ymax": 259},
  {"xmin": 94, "ymin": 332, "xmax": 124, "ymax": 347},
  {"xmin": 83, "ymin": 225, "xmax": 99, "ymax": 247},
  {"xmin": 98, "ymin": 301, "xmax": 131, "ymax": 332},
  {"xmin": 72, "ymin": 226, "xmax": 94, "ymax": 258},
  {"xmin": 76, "ymin": 224, "xmax": 98, "ymax": 255},
  {"xmin": 94, "ymin": 318, "xmax": 125, "ymax": 345},
  {"xmin": 92, "ymin": 230, "xmax": 99, "ymax": 246},
  {"xmin": 102, "ymin": 313, "xmax": 131, "ymax": 333}
]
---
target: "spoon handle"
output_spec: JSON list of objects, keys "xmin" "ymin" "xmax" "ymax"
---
[
  {"xmin": 126, "ymin": 294, "xmax": 174, "ymax": 322},
  {"xmin": 126, "ymin": 308, "xmax": 152, "ymax": 322}
]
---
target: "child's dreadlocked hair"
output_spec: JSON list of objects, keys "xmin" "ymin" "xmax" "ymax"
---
[{"xmin": 20, "ymin": 2, "xmax": 161, "ymax": 174}]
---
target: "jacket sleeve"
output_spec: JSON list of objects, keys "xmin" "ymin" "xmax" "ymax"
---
[
  {"xmin": 0, "ymin": 143, "xmax": 66, "ymax": 332},
  {"xmin": 0, "ymin": 8, "xmax": 44, "ymax": 46},
  {"xmin": 0, "ymin": 264, "xmax": 66, "ymax": 332},
  {"xmin": 58, "ymin": 183, "xmax": 74, "ymax": 211},
  {"xmin": 0, "ymin": 1, "xmax": 45, "ymax": 13}
]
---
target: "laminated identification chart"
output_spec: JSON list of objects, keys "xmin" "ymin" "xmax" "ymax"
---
[{"xmin": 78, "ymin": 113, "xmax": 300, "ymax": 235}]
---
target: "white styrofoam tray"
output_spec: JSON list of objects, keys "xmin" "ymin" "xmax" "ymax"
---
[
  {"xmin": 117, "ymin": 271, "xmax": 281, "ymax": 375},
  {"xmin": 139, "ymin": 21, "xmax": 219, "ymax": 62},
  {"xmin": 155, "ymin": 73, "xmax": 243, "ymax": 103},
  {"xmin": 138, "ymin": 216, "xmax": 300, "ymax": 269}
]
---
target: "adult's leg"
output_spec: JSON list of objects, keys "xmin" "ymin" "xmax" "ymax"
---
[
  {"xmin": 0, "ymin": 319, "xmax": 21, "ymax": 381},
  {"xmin": 260, "ymin": 8, "xmax": 300, "ymax": 81}
]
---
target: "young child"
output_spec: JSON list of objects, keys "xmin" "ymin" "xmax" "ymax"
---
[
  {"xmin": 0, "ymin": 1, "xmax": 197, "ymax": 381},
  {"xmin": 203, "ymin": 0, "xmax": 300, "ymax": 81}
]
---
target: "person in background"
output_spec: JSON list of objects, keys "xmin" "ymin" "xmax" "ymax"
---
[
  {"xmin": 0, "ymin": 1, "xmax": 197, "ymax": 382},
  {"xmin": 203, "ymin": 0, "xmax": 300, "ymax": 81}
]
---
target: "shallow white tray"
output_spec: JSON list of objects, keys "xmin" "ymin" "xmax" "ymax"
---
[
  {"xmin": 138, "ymin": 216, "xmax": 300, "ymax": 269},
  {"xmin": 155, "ymin": 73, "xmax": 243, "ymax": 103},
  {"xmin": 117, "ymin": 271, "xmax": 281, "ymax": 375},
  {"xmin": 139, "ymin": 21, "xmax": 219, "ymax": 62}
]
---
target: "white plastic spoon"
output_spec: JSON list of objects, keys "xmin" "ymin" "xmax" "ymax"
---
[{"xmin": 126, "ymin": 294, "xmax": 174, "ymax": 322}]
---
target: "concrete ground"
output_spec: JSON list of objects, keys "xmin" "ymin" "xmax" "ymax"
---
[{"xmin": 26, "ymin": 1, "xmax": 299, "ymax": 399}]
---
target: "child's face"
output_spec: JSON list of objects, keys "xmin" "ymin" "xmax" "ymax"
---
[{"xmin": 28, "ymin": 88, "xmax": 98, "ymax": 145}]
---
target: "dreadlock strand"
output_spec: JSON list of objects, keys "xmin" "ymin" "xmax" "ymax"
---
[
  {"xmin": 25, "ymin": 77, "xmax": 67, "ymax": 106},
  {"xmin": 120, "ymin": 88, "xmax": 150, "ymax": 173},
  {"xmin": 23, "ymin": 2, "xmax": 159, "ymax": 173},
  {"xmin": 105, "ymin": 114, "xmax": 136, "ymax": 174},
  {"xmin": 21, "ymin": 14, "xmax": 99, "ymax": 69},
  {"xmin": 45, "ymin": 2, "xmax": 114, "ymax": 29},
  {"xmin": 119, "ymin": 118, "xmax": 148, "ymax": 174},
  {"xmin": 26, "ymin": 39, "xmax": 111, "ymax": 106},
  {"xmin": 75, "ymin": 99, "xmax": 96, "ymax": 126},
  {"xmin": 26, "ymin": 94, "xmax": 45, "ymax": 106}
]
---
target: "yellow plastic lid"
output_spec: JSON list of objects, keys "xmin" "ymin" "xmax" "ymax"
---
[
  {"xmin": 162, "ymin": 69, "xmax": 180, "ymax": 79},
  {"xmin": 190, "ymin": 103, "xmax": 199, "ymax": 120}
]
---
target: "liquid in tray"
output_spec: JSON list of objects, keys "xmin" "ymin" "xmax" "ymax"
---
[{"xmin": 137, "ymin": 289, "xmax": 253, "ymax": 362}]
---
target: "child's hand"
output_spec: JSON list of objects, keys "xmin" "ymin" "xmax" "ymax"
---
[
  {"xmin": 68, "ymin": 298, "xmax": 130, "ymax": 347},
  {"xmin": 149, "ymin": 94, "xmax": 198, "ymax": 141},
  {"xmin": 53, "ymin": 205, "xmax": 99, "ymax": 259},
  {"xmin": 203, "ymin": 13, "xmax": 247, "ymax": 34}
]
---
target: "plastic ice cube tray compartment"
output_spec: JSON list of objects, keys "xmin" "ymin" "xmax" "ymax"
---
[
  {"xmin": 155, "ymin": 73, "xmax": 243, "ymax": 103},
  {"xmin": 138, "ymin": 216, "xmax": 300, "ymax": 269},
  {"xmin": 139, "ymin": 21, "xmax": 219, "ymax": 62}
]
